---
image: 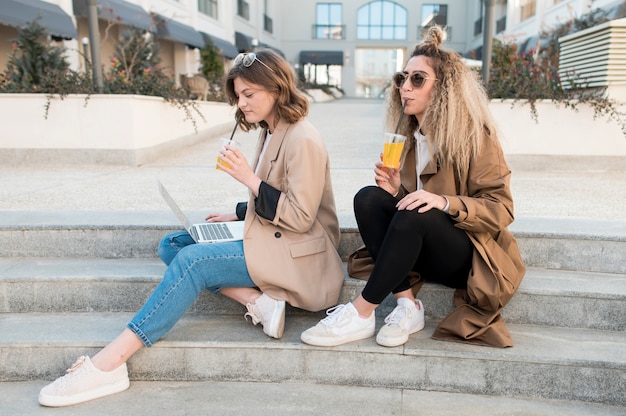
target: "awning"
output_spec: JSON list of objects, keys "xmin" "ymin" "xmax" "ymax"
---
[
  {"xmin": 201, "ymin": 32, "xmax": 238, "ymax": 58},
  {"xmin": 0, "ymin": 0, "xmax": 77, "ymax": 39},
  {"xmin": 152, "ymin": 13, "xmax": 204, "ymax": 49},
  {"xmin": 73, "ymin": 0, "xmax": 151, "ymax": 31},
  {"xmin": 299, "ymin": 51, "xmax": 344, "ymax": 65},
  {"xmin": 235, "ymin": 31, "xmax": 253, "ymax": 52},
  {"xmin": 258, "ymin": 42, "xmax": 284, "ymax": 57}
]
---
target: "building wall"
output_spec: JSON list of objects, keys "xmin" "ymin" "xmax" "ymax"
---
[
  {"xmin": 1, "ymin": 0, "xmax": 624, "ymax": 97},
  {"xmin": 502, "ymin": 0, "xmax": 624, "ymax": 42},
  {"xmin": 279, "ymin": 0, "xmax": 472, "ymax": 97}
]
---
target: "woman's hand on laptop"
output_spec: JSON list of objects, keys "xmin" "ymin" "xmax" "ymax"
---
[{"xmin": 205, "ymin": 212, "xmax": 238, "ymax": 222}]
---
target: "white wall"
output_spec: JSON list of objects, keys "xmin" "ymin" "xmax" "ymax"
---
[
  {"xmin": 491, "ymin": 100, "xmax": 626, "ymax": 155},
  {"xmin": 0, "ymin": 94, "xmax": 235, "ymax": 165}
]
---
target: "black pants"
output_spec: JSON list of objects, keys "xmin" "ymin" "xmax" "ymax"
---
[{"xmin": 354, "ymin": 186, "xmax": 474, "ymax": 305}]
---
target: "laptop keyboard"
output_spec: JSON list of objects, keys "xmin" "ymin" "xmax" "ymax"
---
[{"xmin": 197, "ymin": 223, "xmax": 234, "ymax": 241}]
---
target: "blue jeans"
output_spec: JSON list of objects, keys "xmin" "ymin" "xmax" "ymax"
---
[{"xmin": 127, "ymin": 231, "xmax": 255, "ymax": 347}]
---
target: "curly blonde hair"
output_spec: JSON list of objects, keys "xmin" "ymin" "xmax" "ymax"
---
[{"xmin": 386, "ymin": 26, "xmax": 497, "ymax": 175}]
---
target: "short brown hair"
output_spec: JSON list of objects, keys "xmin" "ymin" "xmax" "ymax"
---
[{"xmin": 225, "ymin": 49, "xmax": 309, "ymax": 131}]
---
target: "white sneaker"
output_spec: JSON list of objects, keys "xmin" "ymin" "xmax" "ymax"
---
[
  {"xmin": 301, "ymin": 303, "xmax": 375, "ymax": 347},
  {"xmin": 245, "ymin": 293, "xmax": 286, "ymax": 338},
  {"xmin": 376, "ymin": 298, "xmax": 425, "ymax": 347},
  {"xmin": 38, "ymin": 356, "xmax": 130, "ymax": 407}
]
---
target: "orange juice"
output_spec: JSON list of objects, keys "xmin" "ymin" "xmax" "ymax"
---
[
  {"xmin": 216, "ymin": 138, "xmax": 241, "ymax": 170},
  {"xmin": 216, "ymin": 156, "xmax": 231, "ymax": 170},
  {"xmin": 383, "ymin": 141, "xmax": 405, "ymax": 169}
]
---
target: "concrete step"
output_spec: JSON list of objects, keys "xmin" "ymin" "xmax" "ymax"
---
[
  {"xmin": 1, "ymin": 258, "xmax": 624, "ymax": 331},
  {"xmin": 1, "ymin": 211, "xmax": 625, "ymax": 273},
  {"xmin": 3, "ymin": 380, "xmax": 625, "ymax": 416},
  {"xmin": 1, "ymin": 312, "xmax": 624, "ymax": 406}
]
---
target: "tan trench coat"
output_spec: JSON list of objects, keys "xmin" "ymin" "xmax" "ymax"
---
[
  {"xmin": 242, "ymin": 118, "xmax": 344, "ymax": 312},
  {"xmin": 395, "ymin": 131, "xmax": 526, "ymax": 347}
]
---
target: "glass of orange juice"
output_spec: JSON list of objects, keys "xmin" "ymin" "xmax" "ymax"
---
[
  {"xmin": 216, "ymin": 137, "xmax": 241, "ymax": 170},
  {"xmin": 382, "ymin": 133, "xmax": 407, "ymax": 169}
]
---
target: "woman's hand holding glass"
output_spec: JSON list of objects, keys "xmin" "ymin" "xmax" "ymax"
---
[
  {"xmin": 375, "ymin": 154, "xmax": 402, "ymax": 196},
  {"xmin": 217, "ymin": 145, "xmax": 262, "ymax": 196}
]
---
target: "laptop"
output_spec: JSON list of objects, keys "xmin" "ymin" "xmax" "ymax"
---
[{"xmin": 158, "ymin": 180, "xmax": 244, "ymax": 244}]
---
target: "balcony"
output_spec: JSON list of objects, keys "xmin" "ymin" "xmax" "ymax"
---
[{"xmin": 311, "ymin": 24, "xmax": 345, "ymax": 40}]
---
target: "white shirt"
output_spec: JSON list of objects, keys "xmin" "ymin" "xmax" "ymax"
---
[
  {"xmin": 415, "ymin": 131, "xmax": 430, "ymax": 190},
  {"xmin": 255, "ymin": 131, "xmax": 272, "ymax": 175}
]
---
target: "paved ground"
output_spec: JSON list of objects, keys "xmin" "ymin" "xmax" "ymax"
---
[
  {"xmin": 3, "ymin": 380, "xmax": 624, "ymax": 416},
  {"xmin": 0, "ymin": 98, "xmax": 624, "ymax": 221}
]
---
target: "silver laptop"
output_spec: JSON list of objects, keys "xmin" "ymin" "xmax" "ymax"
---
[{"xmin": 158, "ymin": 180, "xmax": 244, "ymax": 244}]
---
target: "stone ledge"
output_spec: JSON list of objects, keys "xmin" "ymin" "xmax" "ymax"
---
[{"xmin": 0, "ymin": 94, "xmax": 235, "ymax": 166}]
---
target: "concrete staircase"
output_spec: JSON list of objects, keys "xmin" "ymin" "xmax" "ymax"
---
[{"xmin": 1, "ymin": 211, "xmax": 625, "ymax": 410}]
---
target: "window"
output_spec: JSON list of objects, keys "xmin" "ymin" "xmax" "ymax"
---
[
  {"xmin": 520, "ymin": 0, "xmax": 536, "ymax": 21},
  {"xmin": 474, "ymin": 0, "xmax": 483, "ymax": 36},
  {"xmin": 264, "ymin": 14, "xmax": 273, "ymax": 33},
  {"xmin": 421, "ymin": 4, "xmax": 448, "ymax": 28},
  {"xmin": 238, "ymin": 0, "xmax": 249, "ymax": 20},
  {"xmin": 496, "ymin": 16, "xmax": 506, "ymax": 33},
  {"xmin": 314, "ymin": 3, "xmax": 343, "ymax": 39},
  {"xmin": 420, "ymin": 4, "xmax": 449, "ymax": 40},
  {"xmin": 198, "ymin": 0, "xmax": 217, "ymax": 18},
  {"xmin": 356, "ymin": 0, "xmax": 407, "ymax": 40}
]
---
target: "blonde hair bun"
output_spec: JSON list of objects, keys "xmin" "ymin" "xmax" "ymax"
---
[{"xmin": 423, "ymin": 26, "xmax": 444, "ymax": 48}]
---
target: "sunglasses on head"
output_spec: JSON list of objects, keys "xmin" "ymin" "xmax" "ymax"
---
[
  {"xmin": 392, "ymin": 71, "xmax": 437, "ymax": 89},
  {"xmin": 233, "ymin": 52, "xmax": 274, "ymax": 72}
]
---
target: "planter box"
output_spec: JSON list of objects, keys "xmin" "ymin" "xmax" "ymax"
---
[
  {"xmin": 0, "ymin": 94, "xmax": 234, "ymax": 165},
  {"xmin": 0, "ymin": 95, "xmax": 624, "ymax": 164},
  {"xmin": 490, "ymin": 100, "xmax": 626, "ymax": 156}
]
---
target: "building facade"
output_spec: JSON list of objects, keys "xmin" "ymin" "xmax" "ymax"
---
[{"xmin": 0, "ymin": 0, "xmax": 624, "ymax": 97}]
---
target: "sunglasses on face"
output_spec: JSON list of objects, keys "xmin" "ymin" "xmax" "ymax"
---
[
  {"xmin": 233, "ymin": 52, "xmax": 274, "ymax": 72},
  {"xmin": 392, "ymin": 71, "xmax": 437, "ymax": 89}
]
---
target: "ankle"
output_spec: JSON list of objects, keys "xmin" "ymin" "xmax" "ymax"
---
[
  {"xmin": 91, "ymin": 355, "xmax": 123, "ymax": 372},
  {"xmin": 396, "ymin": 297, "xmax": 417, "ymax": 308}
]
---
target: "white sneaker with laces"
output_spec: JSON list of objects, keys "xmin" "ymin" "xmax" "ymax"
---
[
  {"xmin": 376, "ymin": 298, "xmax": 425, "ymax": 347},
  {"xmin": 245, "ymin": 293, "xmax": 286, "ymax": 338},
  {"xmin": 38, "ymin": 356, "xmax": 130, "ymax": 407},
  {"xmin": 301, "ymin": 302, "xmax": 375, "ymax": 347}
]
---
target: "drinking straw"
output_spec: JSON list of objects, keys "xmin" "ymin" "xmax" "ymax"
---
[
  {"xmin": 394, "ymin": 100, "xmax": 407, "ymax": 135},
  {"xmin": 228, "ymin": 113, "xmax": 243, "ymax": 142}
]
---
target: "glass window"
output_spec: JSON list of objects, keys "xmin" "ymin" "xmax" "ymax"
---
[
  {"xmin": 315, "ymin": 3, "xmax": 343, "ymax": 39},
  {"xmin": 356, "ymin": 0, "xmax": 407, "ymax": 40},
  {"xmin": 520, "ymin": 0, "xmax": 536, "ymax": 21},
  {"xmin": 238, "ymin": 0, "xmax": 250, "ymax": 20},
  {"xmin": 198, "ymin": 0, "xmax": 218, "ymax": 18},
  {"xmin": 421, "ymin": 4, "xmax": 449, "ymax": 39},
  {"xmin": 421, "ymin": 4, "xmax": 448, "ymax": 28}
]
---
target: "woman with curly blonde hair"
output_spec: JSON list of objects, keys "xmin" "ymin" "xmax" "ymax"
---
[{"xmin": 302, "ymin": 26, "xmax": 525, "ymax": 348}]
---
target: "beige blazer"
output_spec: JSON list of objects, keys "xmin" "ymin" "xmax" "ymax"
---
[{"xmin": 242, "ymin": 118, "xmax": 344, "ymax": 312}]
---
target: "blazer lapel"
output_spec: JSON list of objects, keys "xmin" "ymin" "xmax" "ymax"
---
[{"xmin": 254, "ymin": 119, "xmax": 289, "ymax": 181}]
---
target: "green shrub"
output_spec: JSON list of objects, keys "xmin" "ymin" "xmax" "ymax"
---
[
  {"xmin": 487, "ymin": 7, "xmax": 625, "ymax": 134},
  {"xmin": 199, "ymin": 39, "xmax": 227, "ymax": 102},
  {"xmin": 1, "ymin": 20, "xmax": 92, "ymax": 95},
  {"xmin": 0, "ymin": 22, "xmax": 204, "ymax": 130}
]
